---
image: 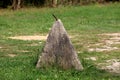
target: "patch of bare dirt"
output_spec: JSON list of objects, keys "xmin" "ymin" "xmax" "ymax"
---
[
  {"xmin": 88, "ymin": 46, "xmax": 118, "ymax": 52},
  {"xmin": 85, "ymin": 57, "xmax": 97, "ymax": 61},
  {"xmin": 88, "ymin": 33, "xmax": 120, "ymax": 52},
  {"xmin": 98, "ymin": 59, "xmax": 120, "ymax": 74},
  {"xmin": 8, "ymin": 35, "xmax": 47, "ymax": 41},
  {"xmin": 7, "ymin": 54, "xmax": 17, "ymax": 57},
  {"xmin": 8, "ymin": 35, "xmax": 73, "ymax": 41},
  {"xmin": 0, "ymin": 46, "xmax": 2, "ymax": 49},
  {"xmin": 101, "ymin": 33, "xmax": 120, "ymax": 36},
  {"xmin": 17, "ymin": 50, "xmax": 29, "ymax": 53}
]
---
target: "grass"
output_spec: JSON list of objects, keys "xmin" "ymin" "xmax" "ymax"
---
[{"xmin": 0, "ymin": 3, "xmax": 120, "ymax": 80}]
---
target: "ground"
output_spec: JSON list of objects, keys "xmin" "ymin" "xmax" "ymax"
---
[
  {"xmin": 0, "ymin": 3, "xmax": 120, "ymax": 80},
  {"xmin": 7, "ymin": 32, "xmax": 120, "ymax": 74}
]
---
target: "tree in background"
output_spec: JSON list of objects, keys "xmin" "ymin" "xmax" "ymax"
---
[
  {"xmin": 0, "ymin": 0, "xmax": 119, "ymax": 9},
  {"xmin": 11, "ymin": 0, "xmax": 23, "ymax": 10},
  {"xmin": 52, "ymin": 0, "xmax": 57, "ymax": 7}
]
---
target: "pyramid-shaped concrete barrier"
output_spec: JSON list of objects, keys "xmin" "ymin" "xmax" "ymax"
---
[{"xmin": 36, "ymin": 18, "xmax": 83, "ymax": 70}]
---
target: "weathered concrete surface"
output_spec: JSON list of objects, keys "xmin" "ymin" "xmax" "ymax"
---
[{"xmin": 36, "ymin": 19, "xmax": 83, "ymax": 70}]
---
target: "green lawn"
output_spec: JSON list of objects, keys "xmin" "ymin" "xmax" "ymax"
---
[{"xmin": 0, "ymin": 3, "xmax": 120, "ymax": 80}]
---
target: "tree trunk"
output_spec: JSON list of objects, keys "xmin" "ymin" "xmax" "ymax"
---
[
  {"xmin": 52, "ymin": 0, "xmax": 57, "ymax": 7},
  {"xmin": 36, "ymin": 17, "xmax": 83, "ymax": 70},
  {"xmin": 11, "ymin": 0, "xmax": 16, "ymax": 10},
  {"xmin": 12, "ymin": 0, "xmax": 22, "ymax": 10},
  {"xmin": 17, "ymin": 0, "xmax": 21, "ymax": 9}
]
